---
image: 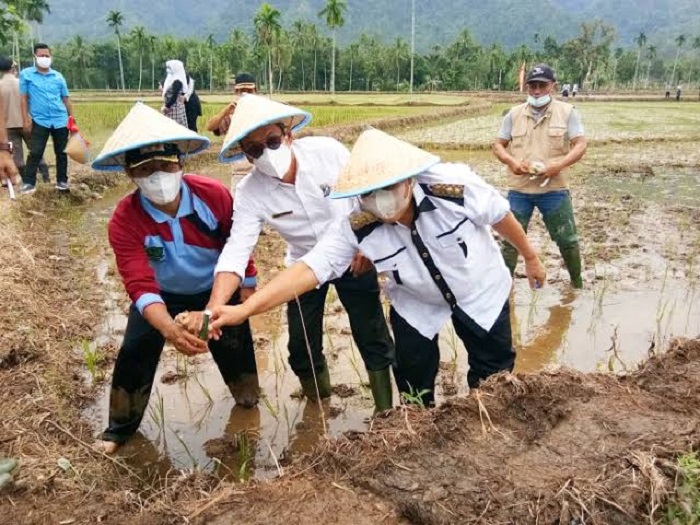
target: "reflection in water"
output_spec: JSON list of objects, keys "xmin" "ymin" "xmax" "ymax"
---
[{"xmin": 514, "ymin": 289, "xmax": 576, "ymax": 373}]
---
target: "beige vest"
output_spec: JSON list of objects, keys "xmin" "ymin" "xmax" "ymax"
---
[
  {"xmin": 0, "ymin": 73, "xmax": 23, "ymax": 129},
  {"xmin": 507, "ymin": 99, "xmax": 573, "ymax": 194}
]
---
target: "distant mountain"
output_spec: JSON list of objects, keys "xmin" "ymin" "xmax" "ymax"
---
[{"xmin": 38, "ymin": 0, "xmax": 699, "ymax": 51}]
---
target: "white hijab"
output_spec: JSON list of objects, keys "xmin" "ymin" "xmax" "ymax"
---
[{"xmin": 163, "ymin": 60, "xmax": 188, "ymax": 97}]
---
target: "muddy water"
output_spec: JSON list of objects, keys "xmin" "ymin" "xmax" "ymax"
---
[{"xmin": 78, "ymin": 159, "xmax": 700, "ymax": 480}]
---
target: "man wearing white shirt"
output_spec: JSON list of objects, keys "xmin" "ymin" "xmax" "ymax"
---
[
  {"xmin": 182, "ymin": 95, "xmax": 394, "ymax": 412},
  {"xmin": 207, "ymin": 129, "xmax": 546, "ymax": 408}
]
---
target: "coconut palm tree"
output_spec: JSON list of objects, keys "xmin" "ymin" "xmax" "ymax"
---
[
  {"xmin": 21, "ymin": 0, "xmax": 50, "ymax": 56},
  {"xmin": 68, "ymin": 35, "xmax": 93, "ymax": 88},
  {"xmin": 130, "ymin": 26, "xmax": 147, "ymax": 92},
  {"xmin": 291, "ymin": 20, "xmax": 307, "ymax": 90},
  {"xmin": 409, "ymin": 0, "xmax": 416, "ymax": 94},
  {"xmin": 106, "ymin": 10, "xmax": 126, "ymax": 91},
  {"xmin": 148, "ymin": 35, "xmax": 157, "ymax": 90},
  {"xmin": 670, "ymin": 34, "xmax": 686, "ymax": 85},
  {"xmin": 393, "ymin": 37, "xmax": 409, "ymax": 91},
  {"xmin": 318, "ymin": 0, "xmax": 347, "ymax": 95},
  {"xmin": 632, "ymin": 31, "xmax": 646, "ymax": 90},
  {"xmin": 644, "ymin": 45, "xmax": 656, "ymax": 88},
  {"xmin": 254, "ymin": 3, "xmax": 282, "ymax": 95},
  {"xmin": 206, "ymin": 34, "xmax": 216, "ymax": 92}
]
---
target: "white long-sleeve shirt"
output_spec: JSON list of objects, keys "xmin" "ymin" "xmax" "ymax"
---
[
  {"xmin": 301, "ymin": 163, "xmax": 512, "ymax": 339},
  {"xmin": 215, "ymin": 136, "xmax": 352, "ymax": 278}
]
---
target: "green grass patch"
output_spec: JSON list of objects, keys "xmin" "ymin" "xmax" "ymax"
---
[{"xmin": 664, "ymin": 451, "xmax": 700, "ymax": 524}]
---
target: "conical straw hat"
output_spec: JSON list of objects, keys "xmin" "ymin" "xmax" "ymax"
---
[
  {"xmin": 91, "ymin": 102, "xmax": 210, "ymax": 171},
  {"xmin": 331, "ymin": 128, "xmax": 440, "ymax": 199},
  {"xmin": 219, "ymin": 94, "xmax": 311, "ymax": 163}
]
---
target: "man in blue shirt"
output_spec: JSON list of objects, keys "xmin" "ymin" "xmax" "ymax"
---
[{"xmin": 19, "ymin": 43, "xmax": 73, "ymax": 194}]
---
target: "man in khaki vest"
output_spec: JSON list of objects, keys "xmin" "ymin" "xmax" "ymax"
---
[{"xmin": 493, "ymin": 64, "xmax": 587, "ymax": 288}]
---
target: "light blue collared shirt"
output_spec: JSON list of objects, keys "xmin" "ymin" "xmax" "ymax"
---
[{"xmin": 19, "ymin": 66, "xmax": 69, "ymax": 129}]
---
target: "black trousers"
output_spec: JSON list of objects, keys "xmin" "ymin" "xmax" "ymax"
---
[
  {"xmin": 390, "ymin": 300, "xmax": 515, "ymax": 407},
  {"xmin": 23, "ymin": 121, "xmax": 68, "ymax": 186},
  {"xmin": 286, "ymin": 268, "xmax": 394, "ymax": 378},
  {"xmin": 101, "ymin": 289, "xmax": 256, "ymax": 443}
]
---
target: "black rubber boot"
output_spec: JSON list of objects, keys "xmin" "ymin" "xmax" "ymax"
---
[{"xmin": 227, "ymin": 373, "xmax": 260, "ymax": 408}]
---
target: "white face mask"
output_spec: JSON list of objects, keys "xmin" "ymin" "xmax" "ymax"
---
[
  {"xmin": 35, "ymin": 56, "xmax": 52, "ymax": 69},
  {"xmin": 360, "ymin": 180, "xmax": 413, "ymax": 221},
  {"xmin": 253, "ymin": 143, "xmax": 293, "ymax": 179},
  {"xmin": 134, "ymin": 170, "xmax": 183, "ymax": 205},
  {"xmin": 527, "ymin": 94, "xmax": 551, "ymax": 108}
]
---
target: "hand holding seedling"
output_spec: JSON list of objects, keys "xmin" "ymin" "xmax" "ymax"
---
[
  {"xmin": 163, "ymin": 322, "xmax": 209, "ymax": 356},
  {"xmin": 510, "ymin": 159, "xmax": 530, "ymax": 176},
  {"xmin": 524, "ymin": 255, "xmax": 547, "ymax": 290}
]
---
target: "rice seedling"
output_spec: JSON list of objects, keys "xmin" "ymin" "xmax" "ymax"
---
[
  {"xmin": 400, "ymin": 385, "xmax": 431, "ymax": 409},
  {"xmin": 148, "ymin": 389, "xmax": 166, "ymax": 436},
  {"xmin": 588, "ymin": 276, "xmax": 610, "ymax": 333},
  {"xmin": 192, "ymin": 371, "xmax": 213, "ymax": 404},
  {"xmin": 347, "ymin": 339, "xmax": 366, "ymax": 387},
  {"xmin": 236, "ymin": 431, "xmax": 253, "ymax": 482},
  {"xmin": 443, "ymin": 325, "xmax": 460, "ymax": 377},
  {"xmin": 169, "ymin": 427, "xmax": 198, "ymax": 470},
  {"xmin": 526, "ymin": 288, "xmax": 540, "ymax": 328},
  {"xmin": 260, "ymin": 393, "xmax": 279, "ymax": 422},
  {"xmin": 81, "ymin": 340, "xmax": 103, "ymax": 384}
]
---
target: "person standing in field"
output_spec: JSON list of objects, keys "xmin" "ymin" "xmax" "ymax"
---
[
  {"xmin": 0, "ymin": 92, "xmax": 19, "ymax": 185},
  {"xmin": 572, "ymin": 83, "xmax": 579, "ymax": 97},
  {"xmin": 492, "ymin": 64, "xmax": 587, "ymax": 289},
  {"xmin": 665, "ymin": 83, "xmax": 671, "ymax": 99},
  {"xmin": 19, "ymin": 43, "xmax": 72, "ymax": 194},
  {"xmin": 205, "ymin": 72, "xmax": 258, "ymax": 137},
  {"xmin": 676, "ymin": 84, "xmax": 682, "ymax": 101},
  {"xmin": 184, "ymin": 74, "xmax": 202, "ymax": 132},
  {"xmin": 561, "ymin": 82, "xmax": 571, "ymax": 99},
  {"xmin": 205, "ymin": 128, "xmax": 546, "ymax": 409},
  {"xmin": 161, "ymin": 60, "xmax": 189, "ymax": 127},
  {"xmin": 90, "ymin": 103, "xmax": 260, "ymax": 454},
  {"xmin": 0, "ymin": 56, "xmax": 49, "ymax": 188},
  {"xmin": 181, "ymin": 95, "xmax": 396, "ymax": 413}
]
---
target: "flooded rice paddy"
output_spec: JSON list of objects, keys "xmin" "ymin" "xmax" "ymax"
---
[{"xmin": 77, "ymin": 137, "xmax": 700, "ymax": 479}]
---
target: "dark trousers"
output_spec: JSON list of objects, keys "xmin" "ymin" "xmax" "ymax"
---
[
  {"xmin": 286, "ymin": 268, "xmax": 394, "ymax": 378},
  {"xmin": 7, "ymin": 128, "xmax": 49, "ymax": 181},
  {"xmin": 390, "ymin": 300, "xmax": 515, "ymax": 407},
  {"xmin": 23, "ymin": 121, "xmax": 68, "ymax": 186},
  {"xmin": 101, "ymin": 289, "xmax": 256, "ymax": 443}
]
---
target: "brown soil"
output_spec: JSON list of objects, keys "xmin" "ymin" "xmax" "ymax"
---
[{"xmin": 201, "ymin": 338, "xmax": 700, "ymax": 525}]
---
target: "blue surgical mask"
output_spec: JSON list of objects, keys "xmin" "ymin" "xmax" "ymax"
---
[{"xmin": 527, "ymin": 94, "xmax": 551, "ymax": 108}]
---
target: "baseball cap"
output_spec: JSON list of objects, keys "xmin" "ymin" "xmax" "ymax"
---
[
  {"xmin": 125, "ymin": 143, "xmax": 181, "ymax": 169},
  {"xmin": 526, "ymin": 64, "xmax": 556, "ymax": 84}
]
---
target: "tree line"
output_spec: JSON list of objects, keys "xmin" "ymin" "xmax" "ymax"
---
[{"xmin": 2, "ymin": 0, "xmax": 700, "ymax": 93}]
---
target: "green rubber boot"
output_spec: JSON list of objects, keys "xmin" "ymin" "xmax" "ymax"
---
[
  {"xmin": 300, "ymin": 364, "xmax": 332, "ymax": 401},
  {"xmin": 367, "ymin": 368, "xmax": 393, "ymax": 413},
  {"xmin": 560, "ymin": 243, "xmax": 583, "ymax": 289}
]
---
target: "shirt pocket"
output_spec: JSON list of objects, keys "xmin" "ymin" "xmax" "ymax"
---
[
  {"xmin": 144, "ymin": 236, "xmax": 167, "ymax": 264},
  {"xmin": 548, "ymin": 126, "xmax": 567, "ymax": 153},
  {"xmin": 436, "ymin": 218, "xmax": 470, "ymax": 259},
  {"xmin": 373, "ymin": 246, "xmax": 411, "ymax": 286}
]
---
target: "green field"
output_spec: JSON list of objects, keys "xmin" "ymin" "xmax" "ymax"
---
[{"xmin": 73, "ymin": 100, "xmax": 441, "ymax": 151}]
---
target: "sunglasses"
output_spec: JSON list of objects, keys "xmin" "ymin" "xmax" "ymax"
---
[{"xmin": 241, "ymin": 133, "xmax": 284, "ymax": 159}]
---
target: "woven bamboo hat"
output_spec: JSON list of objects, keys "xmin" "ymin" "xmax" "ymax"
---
[
  {"xmin": 219, "ymin": 94, "xmax": 311, "ymax": 163},
  {"xmin": 91, "ymin": 102, "xmax": 210, "ymax": 171},
  {"xmin": 331, "ymin": 128, "xmax": 440, "ymax": 199}
]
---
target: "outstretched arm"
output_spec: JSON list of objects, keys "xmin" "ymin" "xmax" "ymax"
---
[{"xmin": 209, "ymin": 261, "xmax": 320, "ymax": 336}]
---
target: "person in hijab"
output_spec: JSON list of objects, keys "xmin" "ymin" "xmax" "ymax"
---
[
  {"xmin": 184, "ymin": 74, "xmax": 202, "ymax": 132},
  {"xmin": 161, "ymin": 60, "xmax": 188, "ymax": 127}
]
